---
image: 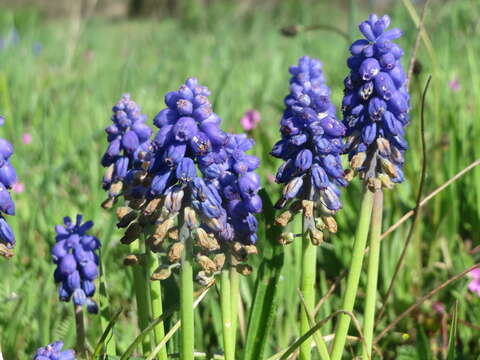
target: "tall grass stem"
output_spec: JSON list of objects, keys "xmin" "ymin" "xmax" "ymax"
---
[{"xmin": 331, "ymin": 189, "xmax": 374, "ymax": 360}]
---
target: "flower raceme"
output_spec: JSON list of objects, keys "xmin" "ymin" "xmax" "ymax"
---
[
  {"xmin": 52, "ymin": 215, "xmax": 100, "ymax": 314},
  {"xmin": 342, "ymin": 14, "xmax": 410, "ymax": 190},
  {"xmin": 33, "ymin": 341, "xmax": 75, "ymax": 360},
  {"xmin": 108, "ymin": 78, "xmax": 261, "ymax": 284},
  {"xmin": 0, "ymin": 115, "xmax": 17, "ymax": 256},
  {"xmin": 101, "ymin": 94, "xmax": 152, "ymax": 204},
  {"xmin": 271, "ymin": 56, "xmax": 347, "ymax": 243}
]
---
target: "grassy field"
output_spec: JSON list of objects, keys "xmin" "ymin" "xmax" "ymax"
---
[{"xmin": 1, "ymin": 0, "xmax": 480, "ymax": 358}]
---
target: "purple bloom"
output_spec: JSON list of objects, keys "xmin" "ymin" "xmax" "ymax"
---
[
  {"xmin": 343, "ymin": 14, "xmax": 410, "ymax": 187},
  {"xmin": 52, "ymin": 215, "xmax": 100, "ymax": 314},
  {"xmin": 33, "ymin": 341, "xmax": 75, "ymax": 360},
  {"xmin": 0, "ymin": 116, "xmax": 16, "ymax": 251},
  {"xmin": 22, "ymin": 132, "xmax": 32, "ymax": 144},
  {"xmin": 240, "ymin": 109, "xmax": 261, "ymax": 131},
  {"xmin": 271, "ymin": 56, "xmax": 346, "ymax": 213}
]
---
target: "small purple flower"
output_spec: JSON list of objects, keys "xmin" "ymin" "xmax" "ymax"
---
[
  {"xmin": 52, "ymin": 215, "xmax": 100, "ymax": 314},
  {"xmin": 33, "ymin": 341, "xmax": 75, "ymax": 360},
  {"xmin": 240, "ymin": 109, "xmax": 261, "ymax": 132},
  {"xmin": 468, "ymin": 268, "xmax": 480, "ymax": 297}
]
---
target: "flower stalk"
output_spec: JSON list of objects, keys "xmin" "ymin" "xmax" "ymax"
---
[
  {"xmin": 230, "ymin": 269, "xmax": 240, "ymax": 356},
  {"xmin": 221, "ymin": 268, "xmax": 234, "ymax": 360},
  {"xmin": 147, "ymin": 250, "xmax": 168, "ymax": 360},
  {"xmin": 130, "ymin": 241, "xmax": 152, "ymax": 355},
  {"xmin": 331, "ymin": 189, "xmax": 374, "ymax": 360},
  {"xmin": 180, "ymin": 218, "xmax": 194, "ymax": 360},
  {"xmin": 362, "ymin": 189, "xmax": 383, "ymax": 359},
  {"xmin": 74, "ymin": 304, "xmax": 87, "ymax": 359}
]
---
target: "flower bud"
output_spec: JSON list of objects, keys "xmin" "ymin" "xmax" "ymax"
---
[
  {"xmin": 123, "ymin": 254, "xmax": 140, "ymax": 266},
  {"xmin": 214, "ymin": 253, "xmax": 226, "ymax": 270},
  {"xmin": 236, "ymin": 264, "xmax": 253, "ymax": 276},
  {"xmin": 116, "ymin": 207, "xmax": 137, "ymax": 228},
  {"xmin": 151, "ymin": 265, "xmax": 172, "ymax": 281},
  {"xmin": 322, "ymin": 216, "xmax": 337, "ymax": 233},
  {"xmin": 168, "ymin": 242, "xmax": 184, "ymax": 263},
  {"xmin": 278, "ymin": 232, "xmax": 294, "ymax": 245},
  {"xmin": 197, "ymin": 254, "xmax": 218, "ymax": 273}
]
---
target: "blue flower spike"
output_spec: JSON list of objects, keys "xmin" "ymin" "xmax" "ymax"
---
[{"xmin": 343, "ymin": 14, "xmax": 410, "ymax": 190}]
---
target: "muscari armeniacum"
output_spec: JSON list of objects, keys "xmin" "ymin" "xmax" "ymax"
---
[
  {"xmin": 52, "ymin": 215, "xmax": 100, "ymax": 314},
  {"xmin": 271, "ymin": 56, "xmax": 347, "ymax": 244},
  {"xmin": 111, "ymin": 78, "xmax": 260, "ymax": 284},
  {"xmin": 0, "ymin": 115, "xmax": 17, "ymax": 257},
  {"xmin": 101, "ymin": 94, "xmax": 152, "ymax": 207},
  {"xmin": 342, "ymin": 14, "xmax": 409, "ymax": 190},
  {"xmin": 33, "ymin": 341, "xmax": 75, "ymax": 360}
]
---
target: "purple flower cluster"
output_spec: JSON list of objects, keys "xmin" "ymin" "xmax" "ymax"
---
[
  {"xmin": 342, "ymin": 14, "xmax": 409, "ymax": 187},
  {"xmin": 33, "ymin": 341, "xmax": 75, "ymax": 360},
  {"xmin": 52, "ymin": 215, "xmax": 100, "ymax": 314},
  {"xmin": 0, "ymin": 116, "xmax": 17, "ymax": 250},
  {"xmin": 148, "ymin": 78, "xmax": 262, "ymax": 245},
  {"xmin": 101, "ymin": 94, "xmax": 152, "ymax": 195},
  {"xmin": 202, "ymin": 134, "xmax": 262, "ymax": 244},
  {"xmin": 271, "ymin": 56, "xmax": 347, "ymax": 214}
]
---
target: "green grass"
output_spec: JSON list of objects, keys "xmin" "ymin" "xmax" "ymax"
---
[{"xmin": 0, "ymin": 0, "xmax": 479, "ymax": 358}]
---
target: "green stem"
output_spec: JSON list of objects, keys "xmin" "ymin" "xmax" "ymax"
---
[
  {"xmin": 99, "ymin": 258, "xmax": 117, "ymax": 356},
  {"xmin": 221, "ymin": 269, "xmax": 234, "ymax": 360},
  {"xmin": 130, "ymin": 241, "xmax": 152, "ymax": 355},
  {"xmin": 300, "ymin": 229, "xmax": 316, "ymax": 360},
  {"xmin": 74, "ymin": 304, "xmax": 87, "ymax": 359},
  {"xmin": 331, "ymin": 189, "xmax": 374, "ymax": 360},
  {"xmin": 230, "ymin": 269, "xmax": 240, "ymax": 355},
  {"xmin": 148, "ymin": 251, "xmax": 168, "ymax": 360},
  {"xmin": 362, "ymin": 190, "xmax": 383, "ymax": 359},
  {"xmin": 180, "ymin": 230, "xmax": 194, "ymax": 360}
]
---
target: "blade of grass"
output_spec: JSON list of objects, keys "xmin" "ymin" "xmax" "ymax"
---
[
  {"xmin": 446, "ymin": 301, "xmax": 459, "ymax": 360},
  {"xmin": 244, "ymin": 188, "xmax": 285, "ymax": 360},
  {"xmin": 93, "ymin": 307, "xmax": 123, "ymax": 357}
]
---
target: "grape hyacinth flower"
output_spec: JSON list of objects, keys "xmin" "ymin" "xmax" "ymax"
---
[
  {"xmin": 52, "ymin": 215, "xmax": 100, "ymax": 314},
  {"xmin": 271, "ymin": 56, "xmax": 346, "ymax": 242},
  {"xmin": 112, "ymin": 78, "xmax": 259, "ymax": 284},
  {"xmin": 101, "ymin": 94, "xmax": 152, "ymax": 206},
  {"xmin": 33, "ymin": 341, "xmax": 75, "ymax": 360},
  {"xmin": 342, "ymin": 14, "xmax": 410, "ymax": 190},
  {"xmin": 0, "ymin": 115, "xmax": 17, "ymax": 257}
]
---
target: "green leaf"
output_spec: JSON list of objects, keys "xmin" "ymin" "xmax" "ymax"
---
[
  {"xmin": 244, "ymin": 188, "xmax": 285, "ymax": 360},
  {"xmin": 416, "ymin": 326, "xmax": 433, "ymax": 360},
  {"xmin": 93, "ymin": 307, "xmax": 123, "ymax": 358},
  {"xmin": 447, "ymin": 301, "xmax": 459, "ymax": 360}
]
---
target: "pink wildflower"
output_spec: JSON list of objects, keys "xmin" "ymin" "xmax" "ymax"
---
[
  {"xmin": 12, "ymin": 182, "xmax": 24, "ymax": 193},
  {"xmin": 240, "ymin": 109, "xmax": 261, "ymax": 132},
  {"xmin": 467, "ymin": 268, "xmax": 480, "ymax": 296},
  {"xmin": 449, "ymin": 78, "xmax": 460, "ymax": 92},
  {"xmin": 21, "ymin": 133, "xmax": 32, "ymax": 144}
]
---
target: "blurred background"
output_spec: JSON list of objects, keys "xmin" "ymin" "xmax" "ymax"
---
[{"xmin": 0, "ymin": 0, "xmax": 479, "ymax": 358}]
